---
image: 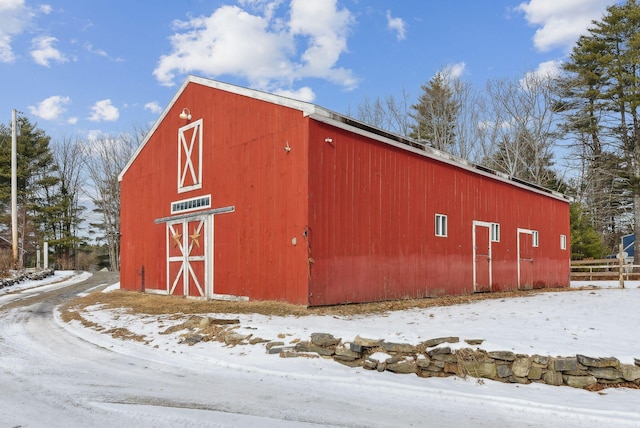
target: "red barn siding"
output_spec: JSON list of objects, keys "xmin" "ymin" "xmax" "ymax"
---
[
  {"xmin": 120, "ymin": 77, "xmax": 570, "ymax": 307},
  {"xmin": 306, "ymin": 120, "xmax": 569, "ymax": 306},
  {"xmin": 121, "ymin": 82, "xmax": 310, "ymax": 304}
]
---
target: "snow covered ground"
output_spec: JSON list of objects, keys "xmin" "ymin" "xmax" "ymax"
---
[
  {"xmin": 3, "ymin": 273, "xmax": 640, "ymax": 426},
  {"xmin": 0, "ymin": 270, "xmax": 93, "ymax": 302}
]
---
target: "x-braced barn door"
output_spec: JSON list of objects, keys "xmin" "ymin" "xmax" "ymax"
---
[
  {"xmin": 473, "ymin": 221, "xmax": 492, "ymax": 293},
  {"xmin": 167, "ymin": 215, "xmax": 211, "ymax": 298}
]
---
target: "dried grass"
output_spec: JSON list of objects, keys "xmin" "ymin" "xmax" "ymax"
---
[{"xmin": 60, "ymin": 286, "xmax": 581, "ymax": 318}]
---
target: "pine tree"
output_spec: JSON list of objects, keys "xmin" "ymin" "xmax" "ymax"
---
[
  {"xmin": 561, "ymin": 0, "xmax": 640, "ymax": 263},
  {"xmin": 0, "ymin": 116, "xmax": 62, "ymax": 267},
  {"xmin": 409, "ymin": 71, "xmax": 460, "ymax": 151},
  {"xmin": 570, "ymin": 203, "xmax": 605, "ymax": 260}
]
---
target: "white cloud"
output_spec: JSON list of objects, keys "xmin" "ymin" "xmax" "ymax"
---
[
  {"xmin": 0, "ymin": 0, "xmax": 33, "ymax": 62},
  {"xmin": 153, "ymin": 0, "xmax": 357, "ymax": 94},
  {"xmin": 386, "ymin": 10, "xmax": 406, "ymax": 41},
  {"xmin": 154, "ymin": 5, "xmax": 293, "ymax": 87},
  {"xmin": 30, "ymin": 35, "xmax": 68, "ymax": 66},
  {"xmin": 67, "ymin": 116, "xmax": 78, "ymax": 125},
  {"xmin": 520, "ymin": 59, "xmax": 563, "ymax": 89},
  {"xmin": 86, "ymin": 129, "xmax": 105, "ymax": 142},
  {"xmin": 273, "ymin": 86, "xmax": 315, "ymax": 102},
  {"xmin": 517, "ymin": 0, "xmax": 612, "ymax": 52},
  {"xmin": 84, "ymin": 42, "xmax": 123, "ymax": 62},
  {"xmin": 0, "ymin": 34, "xmax": 14, "ymax": 62},
  {"xmin": 144, "ymin": 101, "xmax": 162, "ymax": 114},
  {"xmin": 442, "ymin": 62, "xmax": 466, "ymax": 80},
  {"xmin": 528, "ymin": 59, "xmax": 562, "ymax": 79},
  {"xmin": 89, "ymin": 99, "xmax": 119, "ymax": 122},
  {"xmin": 238, "ymin": 0, "xmax": 284, "ymax": 21},
  {"xmin": 84, "ymin": 42, "xmax": 107, "ymax": 58},
  {"xmin": 289, "ymin": 0, "xmax": 356, "ymax": 88},
  {"xmin": 39, "ymin": 4, "xmax": 52, "ymax": 14},
  {"xmin": 28, "ymin": 95, "xmax": 70, "ymax": 120}
]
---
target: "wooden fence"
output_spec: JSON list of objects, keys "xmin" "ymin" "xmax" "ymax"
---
[{"xmin": 570, "ymin": 257, "xmax": 640, "ymax": 284}]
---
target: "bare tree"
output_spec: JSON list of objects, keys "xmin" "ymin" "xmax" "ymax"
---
[
  {"xmin": 83, "ymin": 133, "xmax": 140, "ymax": 271},
  {"xmin": 478, "ymin": 73, "xmax": 561, "ymax": 188},
  {"xmin": 349, "ymin": 87, "xmax": 413, "ymax": 137},
  {"xmin": 448, "ymin": 77, "xmax": 483, "ymax": 162},
  {"xmin": 41, "ymin": 137, "xmax": 86, "ymax": 268}
]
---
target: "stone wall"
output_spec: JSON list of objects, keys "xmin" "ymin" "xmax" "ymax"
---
[
  {"xmin": 177, "ymin": 316, "xmax": 640, "ymax": 391},
  {"xmin": 272, "ymin": 334, "xmax": 640, "ymax": 390},
  {"xmin": 0, "ymin": 268, "xmax": 55, "ymax": 288}
]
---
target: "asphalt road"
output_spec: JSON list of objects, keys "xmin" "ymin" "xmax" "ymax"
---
[
  {"xmin": 0, "ymin": 270, "xmax": 119, "ymax": 311},
  {"xmin": 0, "ymin": 272, "xmax": 444, "ymax": 428},
  {"xmin": 1, "ymin": 272, "xmax": 629, "ymax": 428}
]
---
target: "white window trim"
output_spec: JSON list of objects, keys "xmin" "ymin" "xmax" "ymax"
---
[
  {"xmin": 491, "ymin": 223, "xmax": 500, "ymax": 242},
  {"xmin": 560, "ymin": 234, "xmax": 567, "ymax": 250},
  {"xmin": 178, "ymin": 119, "xmax": 204, "ymax": 193},
  {"xmin": 435, "ymin": 214, "xmax": 447, "ymax": 237},
  {"xmin": 532, "ymin": 230, "xmax": 539, "ymax": 247},
  {"xmin": 171, "ymin": 194, "xmax": 212, "ymax": 214}
]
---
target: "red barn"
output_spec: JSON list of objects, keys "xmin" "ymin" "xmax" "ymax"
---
[{"xmin": 119, "ymin": 76, "xmax": 570, "ymax": 306}]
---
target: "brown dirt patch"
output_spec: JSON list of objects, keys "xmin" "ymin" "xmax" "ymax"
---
[
  {"xmin": 105, "ymin": 327, "xmax": 148, "ymax": 343},
  {"xmin": 61, "ymin": 286, "xmax": 585, "ymax": 318},
  {"xmin": 587, "ymin": 382, "xmax": 640, "ymax": 392},
  {"xmin": 60, "ymin": 307, "xmax": 102, "ymax": 330}
]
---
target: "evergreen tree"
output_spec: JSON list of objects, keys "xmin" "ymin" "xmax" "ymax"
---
[
  {"xmin": 409, "ymin": 71, "xmax": 460, "ymax": 151},
  {"xmin": 561, "ymin": 0, "xmax": 640, "ymax": 263},
  {"xmin": 0, "ymin": 116, "xmax": 60, "ymax": 267},
  {"xmin": 570, "ymin": 203, "xmax": 605, "ymax": 260}
]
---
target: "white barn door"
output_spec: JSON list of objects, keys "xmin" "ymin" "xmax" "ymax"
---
[{"xmin": 166, "ymin": 215, "xmax": 211, "ymax": 298}]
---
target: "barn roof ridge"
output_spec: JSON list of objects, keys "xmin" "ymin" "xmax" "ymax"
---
[{"xmin": 119, "ymin": 75, "xmax": 570, "ymax": 203}]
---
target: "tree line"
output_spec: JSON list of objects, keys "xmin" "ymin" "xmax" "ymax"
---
[
  {"xmin": 350, "ymin": 0, "xmax": 640, "ymax": 262},
  {"xmin": 0, "ymin": 117, "xmax": 141, "ymax": 271},
  {"xmin": 2, "ymin": 1, "xmax": 638, "ymax": 269}
]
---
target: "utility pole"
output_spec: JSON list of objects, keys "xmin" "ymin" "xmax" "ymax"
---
[{"xmin": 11, "ymin": 109, "xmax": 17, "ymax": 268}]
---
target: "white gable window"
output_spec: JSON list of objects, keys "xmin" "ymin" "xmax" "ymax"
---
[
  {"xmin": 178, "ymin": 119, "xmax": 203, "ymax": 193},
  {"xmin": 560, "ymin": 234, "xmax": 567, "ymax": 250},
  {"xmin": 435, "ymin": 214, "xmax": 447, "ymax": 237},
  {"xmin": 171, "ymin": 195, "xmax": 212, "ymax": 214},
  {"xmin": 532, "ymin": 230, "xmax": 539, "ymax": 247}
]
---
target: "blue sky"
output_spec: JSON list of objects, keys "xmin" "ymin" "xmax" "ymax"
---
[{"xmin": 0, "ymin": 0, "xmax": 618, "ymax": 141}]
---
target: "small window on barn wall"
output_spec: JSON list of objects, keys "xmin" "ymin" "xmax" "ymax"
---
[
  {"xmin": 560, "ymin": 234, "xmax": 567, "ymax": 250},
  {"xmin": 178, "ymin": 119, "xmax": 203, "ymax": 193},
  {"xmin": 532, "ymin": 230, "xmax": 539, "ymax": 247},
  {"xmin": 435, "ymin": 214, "xmax": 447, "ymax": 237},
  {"xmin": 491, "ymin": 223, "xmax": 500, "ymax": 242},
  {"xmin": 171, "ymin": 194, "xmax": 212, "ymax": 214}
]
